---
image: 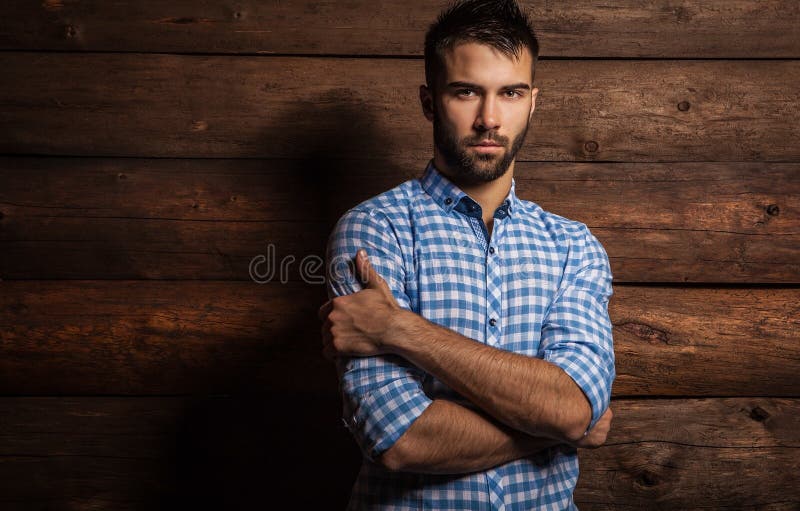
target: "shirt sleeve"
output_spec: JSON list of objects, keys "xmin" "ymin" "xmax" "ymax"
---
[
  {"xmin": 325, "ymin": 207, "xmax": 432, "ymax": 461},
  {"xmin": 539, "ymin": 223, "xmax": 615, "ymax": 433}
]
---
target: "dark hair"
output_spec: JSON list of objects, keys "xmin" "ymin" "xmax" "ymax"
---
[{"xmin": 424, "ymin": 0, "xmax": 539, "ymax": 93}]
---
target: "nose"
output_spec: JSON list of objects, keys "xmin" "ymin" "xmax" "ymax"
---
[{"xmin": 475, "ymin": 95, "xmax": 501, "ymax": 131}]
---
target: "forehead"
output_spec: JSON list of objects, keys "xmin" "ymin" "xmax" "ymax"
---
[{"xmin": 441, "ymin": 42, "xmax": 533, "ymax": 87}]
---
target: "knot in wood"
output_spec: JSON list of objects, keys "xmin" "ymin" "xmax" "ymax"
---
[
  {"xmin": 637, "ymin": 471, "xmax": 659, "ymax": 487},
  {"xmin": 749, "ymin": 406, "xmax": 770, "ymax": 422}
]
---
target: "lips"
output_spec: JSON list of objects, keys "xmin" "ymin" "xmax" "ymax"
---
[{"xmin": 472, "ymin": 141, "xmax": 502, "ymax": 147}]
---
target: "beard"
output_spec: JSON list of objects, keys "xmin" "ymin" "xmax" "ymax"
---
[{"xmin": 433, "ymin": 109, "xmax": 529, "ymax": 186}]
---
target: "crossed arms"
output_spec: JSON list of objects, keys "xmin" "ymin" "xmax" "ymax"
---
[{"xmin": 320, "ymin": 209, "xmax": 615, "ymax": 474}]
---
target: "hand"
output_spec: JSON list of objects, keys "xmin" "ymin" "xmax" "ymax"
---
[
  {"xmin": 318, "ymin": 249, "xmax": 401, "ymax": 360},
  {"xmin": 571, "ymin": 407, "xmax": 613, "ymax": 449}
]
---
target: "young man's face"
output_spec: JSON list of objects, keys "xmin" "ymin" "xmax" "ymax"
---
[{"xmin": 421, "ymin": 42, "xmax": 538, "ymax": 185}]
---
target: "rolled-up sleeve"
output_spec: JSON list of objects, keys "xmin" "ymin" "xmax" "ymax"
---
[
  {"xmin": 325, "ymin": 207, "xmax": 432, "ymax": 461},
  {"xmin": 539, "ymin": 224, "xmax": 615, "ymax": 432}
]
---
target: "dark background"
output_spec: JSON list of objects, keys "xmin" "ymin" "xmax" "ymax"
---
[{"xmin": 0, "ymin": 1, "xmax": 798, "ymax": 509}]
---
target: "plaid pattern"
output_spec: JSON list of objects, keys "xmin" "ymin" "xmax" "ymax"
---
[{"xmin": 325, "ymin": 159, "xmax": 615, "ymax": 510}]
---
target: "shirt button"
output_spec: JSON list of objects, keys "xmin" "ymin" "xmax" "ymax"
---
[
  {"xmin": 489, "ymin": 246, "xmax": 495, "ymax": 254},
  {"xmin": 489, "ymin": 318, "xmax": 497, "ymax": 327},
  {"xmin": 445, "ymin": 197, "xmax": 453, "ymax": 205}
]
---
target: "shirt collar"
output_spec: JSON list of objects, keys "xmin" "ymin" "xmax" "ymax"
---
[{"xmin": 420, "ymin": 159, "xmax": 517, "ymax": 218}]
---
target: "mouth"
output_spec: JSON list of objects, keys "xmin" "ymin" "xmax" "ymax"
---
[{"xmin": 470, "ymin": 141, "xmax": 503, "ymax": 152}]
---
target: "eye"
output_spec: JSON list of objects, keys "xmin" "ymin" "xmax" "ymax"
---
[
  {"xmin": 456, "ymin": 89, "xmax": 476, "ymax": 97},
  {"xmin": 505, "ymin": 90, "xmax": 522, "ymax": 98}
]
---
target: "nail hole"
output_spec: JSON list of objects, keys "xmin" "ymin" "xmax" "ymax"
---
[
  {"xmin": 677, "ymin": 101, "xmax": 691, "ymax": 112},
  {"xmin": 766, "ymin": 204, "xmax": 780, "ymax": 216},
  {"xmin": 584, "ymin": 141, "xmax": 599, "ymax": 153}
]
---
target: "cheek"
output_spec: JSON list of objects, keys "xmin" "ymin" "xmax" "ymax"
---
[
  {"xmin": 507, "ymin": 107, "xmax": 532, "ymax": 132},
  {"xmin": 441, "ymin": 101, "xmax": 477, "ymax": 128}
]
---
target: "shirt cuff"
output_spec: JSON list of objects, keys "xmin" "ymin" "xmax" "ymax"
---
[
  {"xmin": 344, "ymin": 377, "xmax": 433, "ymax": 461},
  {"xmin": 543, "ymin": 350, "xmax": 611, "ymax": 433}
]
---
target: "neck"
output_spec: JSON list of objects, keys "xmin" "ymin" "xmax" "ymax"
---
[{"xmin": 433, "ymin": 155, "xmax": 514, "ymax": 220}]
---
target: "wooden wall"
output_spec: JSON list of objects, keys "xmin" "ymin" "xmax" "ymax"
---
[{"xmin": 1, "ymin": 1, "xmax": 798, "ymax": 509}]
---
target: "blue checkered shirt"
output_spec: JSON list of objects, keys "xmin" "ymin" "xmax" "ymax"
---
[{"xmin": 325, "ymin": 159, "xmax": 615, "ymax": 510}]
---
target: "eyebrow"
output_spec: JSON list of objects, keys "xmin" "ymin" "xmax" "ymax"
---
[{"xmin": 446, "ymin": 81, "xmax": 531, "ymax": 91}]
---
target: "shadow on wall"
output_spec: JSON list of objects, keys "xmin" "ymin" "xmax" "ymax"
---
[
  {"xmin": 166, "ymin": 393, "xmax": 359, "ymax": 510},
  {"xmin": 164, "ymin": 92, "xmax": 411, "ymax": 510},
  {"xmin": 268, "ymin": 87, "xmax": 418, "ymax": 241}
]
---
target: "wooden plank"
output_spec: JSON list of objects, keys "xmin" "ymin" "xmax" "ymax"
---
[
  {"xmin": 0, "ymin": 397, "xmax": 796, "ymax": 509},
  {"xmin": 576, "ymin": 399, "xmax": 800, "ymax": 509},
  {"xmin": 0, "ymin": 394, "xmax": 359, "ymax": 509},
  {"xmin": 515, "ymin": 162, "xmax": 800, "ymax": 284},
  {"xmin": 0, "ymin": 282, "xmax": 798, "ymax": 396},
  {"xmin": 0, "ymin": 281, "xmax": 337, "ymax": 396},
  {"xmin": 2, "ymin": 158, "xmax": 797, "ymax": 282},
  {"xmin": 0, "ymin": 456, "xmax": 174, "ymax": 508},
  {"xmin": 611, "ymin": 286, "xmax": 800, "ymax": 397},
  {"xmin": 1, "ymin": 55, "xmax": 798, "ymax": 161},
  {"xmin": 2, "ymin": 1, "xmax": 799, "ymax": 58},
  {"xmin": 578, "ymin": 450, "xmax": 800, "ymax": 508}
]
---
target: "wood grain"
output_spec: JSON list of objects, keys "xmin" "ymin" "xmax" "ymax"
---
[
  {"xmin": 612, "ymin": 286, "xmax": 800, "ymax": 397},
  {"xmin": 1, "ymin": 282, "xmax": 797, "ymax": 396},
  {"xmin": 576, "ymin": 399, "xmax": 800, "ymax": 509},
  {"xmin": 2, "ymin": 55, "xmax": 798, "ymax": 161},
  {"xmin": 2, "ymin": 157, "xmax": 797, "ymax": 282},
  {"xmin": 2, "ymin": 1, "xmax": 799, "ymax": 58},
  {"xmin": 0, "ymin": 280, "xmax": 336, "ymax": 396},
  {"xmin": 0, "ymin": 397, "xmax": 796, "ymax": 509},
  {"xmin": 0, "ymin": 1, "xmax": 797, "ymax": 509}
]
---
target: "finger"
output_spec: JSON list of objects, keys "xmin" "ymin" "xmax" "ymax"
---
[{"xmin": 318, "ymin": 299, "xmax": 333, "ymax": 320}]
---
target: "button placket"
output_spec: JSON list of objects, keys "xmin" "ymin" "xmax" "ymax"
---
[{"xmin": 485, "ymin": 220, "xmax": 503, "ymax": 348}]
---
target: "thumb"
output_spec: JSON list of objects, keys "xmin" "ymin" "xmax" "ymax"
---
[{"xmin": 356, "ymin": 249, "xmax": 391, "ymax": 294}]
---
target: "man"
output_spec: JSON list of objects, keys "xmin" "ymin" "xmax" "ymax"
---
[{"xmin": 319, "ymin": 0, "xmax": 615, "ymax": 509}]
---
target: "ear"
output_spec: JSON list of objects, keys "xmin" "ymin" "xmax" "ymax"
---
[
  {"xmin": 529, "ymin": 87, "xmax": 539, "ymax": 119},
  {"xmin": 420, "ymin": 84, "xmax": 435, "ymax": 122}
]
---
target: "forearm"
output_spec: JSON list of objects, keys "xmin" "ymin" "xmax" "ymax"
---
[
  {"xmin": 385, "ymin": 311, "xmax": 591, "ymax": 442},
  {"xmin": 378, "ymin": 398, "xmax": 559, "ymax": 474}
]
